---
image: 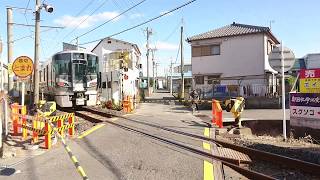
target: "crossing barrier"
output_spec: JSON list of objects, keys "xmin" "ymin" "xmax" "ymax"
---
[
  {"xmin": 10, "ymin": 105, "xmax": 75, "ymax": 149},
  {"xmin": 212, "ymin": 100, "xmax": 223, "ymax": 128}
]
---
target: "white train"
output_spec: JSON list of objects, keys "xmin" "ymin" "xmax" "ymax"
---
[{"xmin": 39, "ymin": 50, "xmax": 99, "ymax": 107}]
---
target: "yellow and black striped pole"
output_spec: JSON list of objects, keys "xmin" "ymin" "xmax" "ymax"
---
[{"xmin": 50, "ymin": 122, "xmax": 89, "ymax": 180}]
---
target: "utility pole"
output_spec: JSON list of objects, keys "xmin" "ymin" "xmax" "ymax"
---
[
  {"xmin": 180, "ymin": 25, "xmax": 184, "ymax": 99},
  {"xmin": 33, "ymin": 0, "xmax": 41, "ymax": 105},
  {"xmin": 150, "ymin": 48, "xmax": 157, "ymax": 91},
  {"xmin": 145, "ymin": 27, "xmax": 152, "ymax": 96},
  {"xmin": 170, "ymin": 58, "xmax": 173, "ymax": 94},
  {"xmin": 7, "ymin": 8, "xmax": 14, "ymax": 94},
  {"xmin": 0, "ymin": 37, "xmax": 3, "ymax": 91}
]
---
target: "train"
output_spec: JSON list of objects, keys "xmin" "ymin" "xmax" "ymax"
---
[{"xmin": 39, "ymin": 50, "xmax": 99, "ymax": 107}]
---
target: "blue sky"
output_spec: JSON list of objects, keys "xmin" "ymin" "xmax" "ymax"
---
[{"xmin": 0, "ymin": 0, "xmax": 319, "ymax": 76}]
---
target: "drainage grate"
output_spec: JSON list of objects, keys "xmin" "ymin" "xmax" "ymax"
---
[{"xmin": 216, "ymin": 147, "xmax": 252, "ymax": 164}]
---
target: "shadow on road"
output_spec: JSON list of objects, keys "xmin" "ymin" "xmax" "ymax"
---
[{"xmin": 80, "ymin": 137, "xmax": 124, "ymax": 180}]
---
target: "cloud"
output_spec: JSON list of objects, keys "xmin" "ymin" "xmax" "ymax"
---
[
  {"xmin": 54, "ymin": 11, "xmax": 120, "ymax": 29},
  {"xmin": 129, "ymin": 13, "xmax": 144, "ymax": 19}
]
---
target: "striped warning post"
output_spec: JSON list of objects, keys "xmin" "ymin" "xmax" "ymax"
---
[{"xmin": 50, "ymin": 122, "xmax": 89, "ymax": 180}]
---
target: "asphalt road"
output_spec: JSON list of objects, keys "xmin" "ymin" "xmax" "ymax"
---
[{"xmin": 1, "ymin": 103, "xmax": 211, "ymax": 180}]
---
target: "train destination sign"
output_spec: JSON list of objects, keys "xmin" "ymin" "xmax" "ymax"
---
[{"xmin": 12, "ymin": 56, "xmax": 33, "ymax": 78}]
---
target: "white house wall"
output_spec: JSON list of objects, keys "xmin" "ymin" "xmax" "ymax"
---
[
  {"xmin": 191, "ymin": 34, "xmax": 265, "ymax": 78},
  {"xmin": 92, "ymin": 39, "xmax": 141, "ymax": 104}
]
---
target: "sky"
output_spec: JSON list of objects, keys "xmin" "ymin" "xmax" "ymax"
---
[{"xmin": 0, "ymin": 0, "xmax": 320, "ymax": 76}]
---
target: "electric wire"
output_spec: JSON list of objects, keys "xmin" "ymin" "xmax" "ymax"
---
[
  {"xmin": 73, "ymin": 0, "xmax": 147, "ymax": 41},
  {"xmin": 63, "ymin": 0, "xmax": 111, "ymax": 42},
  {"xmin": 79, "ymin": 0, "xmax": 197, "ymax": 45}
]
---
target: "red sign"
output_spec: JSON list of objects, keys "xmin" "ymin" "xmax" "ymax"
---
[{"xmin": 300, "ymin": 69, "xmax": 320, "ymax": 79}]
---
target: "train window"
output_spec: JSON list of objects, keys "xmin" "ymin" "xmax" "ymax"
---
[
  {"xmin": 87, "ymin": 54, "xmax": 98, "ymax": 74},
  {"xmin": 54, "ymin": 53, "xmax": 71, "ymax": 76}
]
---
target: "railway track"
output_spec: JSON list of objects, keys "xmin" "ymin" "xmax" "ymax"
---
[
  {"xmin": 73, "ymin": 109, "xmax": 275, "ymax": 180},
  {"xmin": 77, "ymin": 107, "xmax": 320, "ymax": 178}
]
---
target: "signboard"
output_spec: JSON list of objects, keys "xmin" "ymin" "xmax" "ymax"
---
[
  {"xmin": 290, "ymin": 93, "xmax": 320, "ymax": 129},
  {"xmin": 299, "ymin": 69, "xmax": 320, "ymax": 93},
  {"xmin": 12, "ymin": 56, "xmax": 33, "ymax": 78},
  {"xmin": 268, "ymin": 45, "xmax": 295, "ymax": 73}
]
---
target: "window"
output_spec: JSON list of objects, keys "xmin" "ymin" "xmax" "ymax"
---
[
  {"xmin": 211, "ymin": 45, "xmax": 220, "ymax": 55},
  {"xmin": 195, "ymin": 76, "xmax": 204, "ymax": 84},
  {"xmin": 207, "ymin": 75, "xmax": 221, "ymax": 84},
  {"xmin": 192, "ymin": 45, "xmax": 220, "ymax": 57},
  {"xmin": 192, "ymin": 47, "xmax": 201, "ymax": 57}
]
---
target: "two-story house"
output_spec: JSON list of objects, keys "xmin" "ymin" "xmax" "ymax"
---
[
  {"xmin": 187, "ymin": 22, "xmax": 280, "ymax": 97},
  {"xmin": 92, "ymin": 37, "xmax": 141, "ymax": 105}
]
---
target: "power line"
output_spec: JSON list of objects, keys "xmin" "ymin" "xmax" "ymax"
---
[
  {"xmin": 11, "ymin": 23, "xmax": 64, "ymax": 29},
  {"xmin": 12, "ymin": 28, "xmax": 53, "ymax": 42},
  {"xmin": 63, "ymin": 0, "xmax": 111, "ymax": 42},
  {"xmin": 163, "ymin": 20, "xmax": 182, "ymax": 42},
  {"xmin": 73, "ymin": 0, "xmax": 146, "ymax": 41},
  {"xmin": 79, "ymin": 0, "xmax": 197, "ymax": 45}
]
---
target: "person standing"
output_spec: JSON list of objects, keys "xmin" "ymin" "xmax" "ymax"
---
[{"xmin": 190, "ymin": 90, "xmax": 199, "ymax": 112}]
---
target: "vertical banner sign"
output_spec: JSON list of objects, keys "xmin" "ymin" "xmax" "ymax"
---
[
  {"xmin": 290, "ymin": 93, "xmax": 320, "ymax": 129},
  {"xmin": 299, "ymin": 69, "xmax": 320, "ymax": 93}
]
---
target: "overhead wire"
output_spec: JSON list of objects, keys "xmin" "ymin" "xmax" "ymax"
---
[
  {"xmin": 63, "ymin": 0, "xmax": 110, "ymax": 42},
  {"xmin": 73, "ymin": 0, "xmax": 147, "ymax": 41},
  {"xmin": 79, "ymin": 0, "xmax": 197, "ymax": 45}
]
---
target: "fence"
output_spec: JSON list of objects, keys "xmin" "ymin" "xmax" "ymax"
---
[{"xmin": 10, "ymin": 103, "xmax": 75, "ymax": 149}]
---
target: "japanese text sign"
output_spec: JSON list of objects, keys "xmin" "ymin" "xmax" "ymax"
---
[
  {"xmin": 300, "ymin": 69, "xmax": 320, "ymax": 93},
  {"xmin": 13, "ymin": 56, "xmax": 33, "ymax": 78}
]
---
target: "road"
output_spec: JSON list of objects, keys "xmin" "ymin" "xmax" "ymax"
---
[{"xmin": 1, "ymin": 102, "xmax": 215, "ymax": 180}]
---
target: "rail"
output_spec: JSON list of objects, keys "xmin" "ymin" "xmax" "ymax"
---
[{"xmin": 81, "ymin": 106, "xmax": 320, "ymax": 177}]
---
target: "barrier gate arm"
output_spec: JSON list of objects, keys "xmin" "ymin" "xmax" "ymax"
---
[{"xmin": 48, "ymin": 121, "xmax": 89, "ymax": 180}]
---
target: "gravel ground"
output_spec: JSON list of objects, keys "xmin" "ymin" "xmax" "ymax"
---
[
  {"xmin": 55, "ymin": 110, "xmax": 96, "ymax": 136},
  {"xmin": 218, "ymin": 134, "xmax": 320, "ymax": 179}
]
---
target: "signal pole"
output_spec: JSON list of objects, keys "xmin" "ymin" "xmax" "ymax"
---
[
  {"xmin": 7, "ymin": 8, "xmax": 14, "ymax": 94},
  {"xmin": 180, "ymin": 25, "xmax": 184, "ymax": 99},
  {"xmin": 145, "ymin": 27, "xmax": 152, "ymax": 96},
  {"xmin": 33, "ymin": 0, "xmax": 41, "ymax": 105}
]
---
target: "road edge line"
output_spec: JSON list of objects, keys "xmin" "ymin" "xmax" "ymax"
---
[{"xmin": 78, "ymin": 124, "xmax": 106, "ymax": 139}]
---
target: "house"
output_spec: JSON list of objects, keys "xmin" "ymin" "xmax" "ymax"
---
[
  {"xmin": 173, "ymin": 64, "xmax": 192, "ymax": 73},
  {"xmin": 187, "ymin": 22, "xmax": 280, "ymax": 97},
  {"xmin": 92, "ymin": 37, "xmax": 142, "ymax": 105},
  {"xmin": 303, "ymin": 53, "xmax": 320, "ymax": 69},
  {"xmin": 169, "ymin": 64, "xmax": 193, "ymax": 96}
]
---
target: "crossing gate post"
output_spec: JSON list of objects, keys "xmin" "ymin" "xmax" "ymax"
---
[
  {"xmin": 11, "ymin": 103, "xmax": 19, "ymax": 135},
  {"xmin": 21, "ymin": 106, "xmax": 27, "ymax": 140},
  {"xmin": 58, "ymin": 118, "xmax": 64, "ymax": 137},
  {"xmin": 68, "ymin": 114, "xmax": 75, "ymax": 136},
  {"xmin": 212, "ymin": 100, "xmax": 223, "ymax": 128},
  {"xmin": 45, "ymin": 121, "xmax": 51, "ymax": 149}
]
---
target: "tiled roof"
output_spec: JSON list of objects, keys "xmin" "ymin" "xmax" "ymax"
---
[{"xmin": 187, "ymin": 22, "xmax": 279, "ymax": 43}]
